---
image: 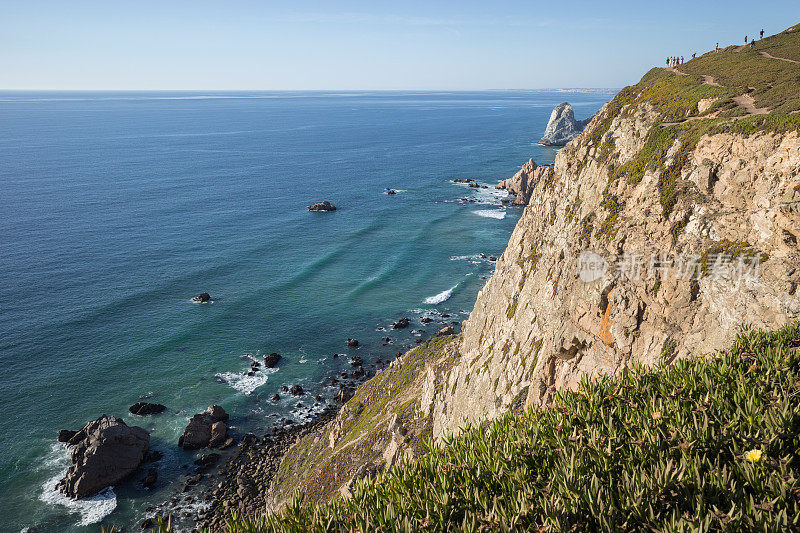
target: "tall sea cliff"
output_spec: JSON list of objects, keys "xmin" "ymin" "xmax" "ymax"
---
[{"xmin": 202, "ymin": 24, "xmax": 800, "ymax": 529}]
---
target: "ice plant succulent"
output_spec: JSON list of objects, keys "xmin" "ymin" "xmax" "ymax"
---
[{"xmin": 745, "ymin": 449, "xmax": 763, "ymax": 463}]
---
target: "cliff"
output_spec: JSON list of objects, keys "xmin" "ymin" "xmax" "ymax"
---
[{"xmin": 210, "ymin": 23, "xmax": 800, "ymax": 526}]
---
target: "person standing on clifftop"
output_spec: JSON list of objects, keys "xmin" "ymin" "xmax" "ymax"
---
[
  {"xmin": 761, "ymin": 29, "xmax": 764, "ymax": 39},
  {"xmin": 716, "ymin": 42, "xmax": 719, "ymax": 51},
  {"xmin": 745, "ymin": 35, "xmax": 748, "ymax": 43}
]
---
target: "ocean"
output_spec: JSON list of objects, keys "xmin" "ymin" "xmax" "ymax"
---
[{"xmin": 0, "ymin": 90, "xmax": 611, "ymax": 531}]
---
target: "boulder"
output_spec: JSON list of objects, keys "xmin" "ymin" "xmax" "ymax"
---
[
  {"xmin": 307, "ymin": 201, "xmax": 336, "ymax": 212},
  {"xmin": 178, "ymin": 414, "xmax": 213, "ymax": 450},
  {"xmin": 128, "ymin": 402, "xmax": 166, "ymax": 416},
  {"xmin": 391, "ymin": 317, "xmax": 410, "ymax": 329},
  {"xmin": 263, "ymin": 352, "xmax": 282, "ymax": 368},
  {"xmin": 58, "ymin": 415, "xmax": 150, "ymax": 499},
  {"xmin": 192, "ymin": 292, "xmax": 211, "ymax": 303},
  {"xmin": 437, "ymin": 325, "xmax": 455, "ymax": 336},
  {"xmin": 350, "ymin": 355, "xmax": 363, "ymax": 367},
  {"xmin": 385, "ymin": 189, "xmax": 397, "ymax": 195},
  {"xmin": 141, "ymin": 468, "xmax": 158, "ymax": 489},
  {"xmin": 194, "ymin": 453, "xmax": 221, "ymax": 469},
  {"xmin": 346, "ymin": 338, "xmax": 359, "ymax": 347},
  {"xmin": 178, "ymin": 405, "xmax": 228, "ymax": 450},
  {"xmin": 539, "ymin": 102, "xmax": 593, "ymax": 146},
  {"xmin": 290, "ymin": 385, "xmax": 304, "ymax": 396}
]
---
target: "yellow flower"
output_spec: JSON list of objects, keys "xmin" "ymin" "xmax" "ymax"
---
[{"xmin": 745, "ymin": 449, "xmax": 763, "ymax": 463}]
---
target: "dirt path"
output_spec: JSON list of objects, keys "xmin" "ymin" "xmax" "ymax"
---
[
  {"xmin": 731, "ymin": 93, "xmax": 770, "ymax": 116},
  {"xmin": 701, "ymin": 75, "xmax": 721, "ymax": 87},
  {"xmin": 759, "ymin": 50, "xmax": 800, "ymax": 64}
]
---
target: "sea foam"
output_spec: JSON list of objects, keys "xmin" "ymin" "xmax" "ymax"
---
[
  {"xmin": 215, "ymin": 367, "xmax": 276, "ymax": 395},
  {"xmin": 424, "ymin": 284, "xmax": 458, "ymax": 304},
  {"xmin": 473, "ymin": 209, "xmax": 506, "ymax": 219},
  {"xmin": 39, "ymin": 445, "xmax": 117, "ymax": 526}
]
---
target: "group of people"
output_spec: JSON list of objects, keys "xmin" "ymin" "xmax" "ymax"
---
[
  {"xmin": 667, "ymin": 56, "xmax": 684, "ymax": 67},
  {"xmin": 671, "ymin": 27, "xmax": 766, "ymax": 67}
]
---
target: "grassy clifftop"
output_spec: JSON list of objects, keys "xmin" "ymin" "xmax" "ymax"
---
[{"xmin": 213, "ymin": 322, "xmax": 800, "ymax": 532}]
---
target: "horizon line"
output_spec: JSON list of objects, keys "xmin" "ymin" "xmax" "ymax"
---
[{"xmin": 0, "ymin": 87, "xmax": 621, "ymax": 93}]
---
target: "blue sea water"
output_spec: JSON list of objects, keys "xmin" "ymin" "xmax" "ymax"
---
[{"xmin": 0, "ymin": 90, "xmax": 610, "ymax": 531}]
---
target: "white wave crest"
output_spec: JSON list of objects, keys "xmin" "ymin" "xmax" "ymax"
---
[
  {"xmin": 215, "ymin": 367, "xmax": 276, "ymax": 395},
  {"xmin": 472, "ymin": 209, "xmax": 506, "ymax": 219},
  {"xmin": 39, "ymin": 445, "xmax": 117, "ymax": 526},
  {"xmin": 424, "ymin": 284, "xmax": 458, "ymax": 304}
]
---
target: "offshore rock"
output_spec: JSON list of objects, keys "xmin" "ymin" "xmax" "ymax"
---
[
  {"xmin": 307, "ymin": 201, "xmax": 336, "ymax": 212},
  {"xmin": 539, "ymin": 102, "xmax": 592, "ymax": 146},
  {"xmin": 59, "ymin": 415, "xmax": 149, "ymax": 498}
]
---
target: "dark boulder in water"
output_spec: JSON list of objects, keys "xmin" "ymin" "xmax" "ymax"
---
[
  {"xmin": 350, "ymin": 355, "xmax": 363, "ymax": 367},
  {"xmin": 307, "ymin": 201, "xmax": 336, "ymax": 212},
  {"xmin": 141, "ymin": 467, "xmax": 158, "ymax": 489},
  {"xmin": 385, "ymin": 188, "xmax": 397, "ymax": 195},
  {"xmin": 272, "ymin": 393, "xmax": 280, "ymax": 402},
  {"xmin": 178, "ymin": 405, "xmax": 228, "ymax": 450},
  {"xmin": 58, "ymin": 415, "xmax": 150, "ymax": 499},
  {"xmin": 129, "ymin": 402, "xmax": 166, "ymax": 416},
  {"xmin": 290, "ymin": 385, "xmax": 304, "ymax": 396},
  {"xmin": 194, "ymin": 453, "xmax": 221, "ymax": 469},
  {"xmin": 346, "ymin": 338, "xmax": 359, "ymax": 347},
  {"xmin": 392, "ymin": 317, "xmax": 410, "ymax": 329},
  {"xmin": 192, "ymin": 292, "xmax": 211, "ymax": 303},
  {"xmin": 263, "ymin": 352, "xmax": 282, "ymax": 368}
]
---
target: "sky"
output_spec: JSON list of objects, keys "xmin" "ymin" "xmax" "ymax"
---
[{"xmin": 0, "ymin": 0, "xmax": 797, "ymax": 90}]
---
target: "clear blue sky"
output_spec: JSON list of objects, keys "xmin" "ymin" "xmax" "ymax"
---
[{"xmin": 1, "ymin": 0, "xmax": 797, "ymax": 90}]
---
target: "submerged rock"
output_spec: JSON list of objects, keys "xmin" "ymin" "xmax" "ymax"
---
[
  {"xmin": 58, "ymin": 415, "xmax": 150, "ymax": 499},
  {"xmin": 539, "ymin": 102, "xmax": 593, "ymax": 146},
  {"xmin": 307, "ymin": 201, "xmax": 336, "ymax": 212},
  {"xmin": 346, "ymin": 338, "xmax": 359, "ymax": 347}
]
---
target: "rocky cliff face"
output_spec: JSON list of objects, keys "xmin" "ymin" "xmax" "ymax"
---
[
  {"xmin": 429, "ymin": 90, "xmax": 800, "ymax": 440},
  {"xmin": 243, "ymin": 55, "xmax": 800, "ymax": 516},
  {"xmin": 539, "ymin": 102, "xmax": 592, "ymax": 146},
  {"xmin": 495, "ymin": 159, "xmax": 554, "ymax": 205}
]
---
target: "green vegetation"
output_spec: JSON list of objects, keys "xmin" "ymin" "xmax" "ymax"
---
[
  {"xmin": 266, "ymin": 335, "xmax": 459, "ymax": 507},
  {"xmin": 209, "ymin": 322, "xmax": 800, "ymax": 532}
]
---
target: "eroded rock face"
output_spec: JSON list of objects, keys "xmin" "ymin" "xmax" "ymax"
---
[
  {"xmin": 430, "ymin": 101, "xmax": 800, "ymax": 440},
  {"xmin": 496, "ymin": 159, "xmax": 555, "ymax": 205},
  {"xmin": 59, "ymin": 415, "xmax": 149, "ymax": 498},
  {"xmin": 539, "ymin": 102, "xmax": 592, "ymax": 146}
]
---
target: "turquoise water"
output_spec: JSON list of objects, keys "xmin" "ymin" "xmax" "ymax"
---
[{"xmin": 0, "ymin": 90, "xmax": 610, "ymax": 531}]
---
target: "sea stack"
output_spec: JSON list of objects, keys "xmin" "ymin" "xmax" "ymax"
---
[{"xmin": 538, "ymin": 102, "xmax": 593, "ymax": 146}]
